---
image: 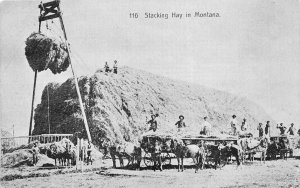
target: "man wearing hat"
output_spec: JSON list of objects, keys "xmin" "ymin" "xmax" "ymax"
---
[
  {"xmin": 175, "ymin": 115, "xmax": 186, "ymax": 132},
  {"xmin": 286, "ymin": 123, "xmax": 295, "ymax": 135},
  {"xmin": 200, "ymin": 116, "xmax": 212, "ymax": 136},
  {"xmin": 241, "ymin": 118, "xmax": 248, "ymax": 131},
  {"xmin": 229, "ymin": 115, "xmax": 238, "ymax": 135},
  {"xmin": 277, "ymin": 123, "xmax": 286, "ymax": 135},
  {"xmin": 265, "ymin": 121, "xmax": 271, "ymax": 137},
  {"xmin": 257, "ymin": 123, "xmax": 264, "ymax": 137},
  {"xmin": 113, "ymin": 60, "xmax": 118, "ymax": 74},
  {"xmin": 104, "ymin": 62, "xmax": 111, "ymax": 73},
  {"xmin": 32, "ymin": 141, "xmax": 39, "ymax": 165},
  {"xmin": 147, "ymin": 114, "xmax": 158, "ymax": 132}
]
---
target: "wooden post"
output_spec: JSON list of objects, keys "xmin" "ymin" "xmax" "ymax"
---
[
  {"xmin": 47, "ymin": 84, "xmax": 51, "ymax": 134},
  {"xmin": 80, "ymin": 138, "xmax": 83, "ymax": 172},
  {"xmin": 0, "ymin": 130, "xmax": 2, "ymax": 157},
  {"xmin": 57, "ymin": 6, "xmax": 92, "ymax": 143},
  {"xmin": 37, "ymin": 1, "xmax": 92, "ymax": 142},
  {"xmin": 28, "ymin": 70, "xmax": 37, "ymax": 138},
  {"xmin": 76, "ymin": 137, "xmax": 79, "ymax": 170}
]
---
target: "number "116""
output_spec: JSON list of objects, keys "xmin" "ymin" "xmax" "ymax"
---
[{"xmin": 129, "ymin": 13, "xmax": 139, "ymax": 18}]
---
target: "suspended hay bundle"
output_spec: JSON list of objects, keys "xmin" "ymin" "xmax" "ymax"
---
[{"xmin": 25, "ymin": 32, "xmax": 70, "ymax": 74}]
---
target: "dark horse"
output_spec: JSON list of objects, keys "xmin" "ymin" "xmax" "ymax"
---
[{"xmin": 205, "ymin": 142, "xmax": 241, "ymax": 169}]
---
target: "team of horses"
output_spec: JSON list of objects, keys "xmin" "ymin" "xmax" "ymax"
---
[
  {"xmin": 106, "ymin": 136, "xmax": 291, "ymax": 172},
  {"xmin": 38, "ymin": 139, "xmax": 77, "ymax": 166},
  {"xmin": 39, "ymin": 136, "xmax": 291, "ymax": 170}
]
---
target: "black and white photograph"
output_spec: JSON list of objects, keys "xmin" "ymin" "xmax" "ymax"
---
[{"xmin": 0, "ymin": 0, "xmax": 299, "ymax": 187}]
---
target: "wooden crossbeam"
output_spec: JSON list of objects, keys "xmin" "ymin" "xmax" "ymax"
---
[
  {"xmin": 38, "ymin": 0, "xmax": 59, "ymax": 9},
  {"xmin": 39, "ymin": 13, "xmax": 60, "ymax": 22},
  {"xmin": 38, "ymin": 0, "xmax": 60, "ymax": 22}
]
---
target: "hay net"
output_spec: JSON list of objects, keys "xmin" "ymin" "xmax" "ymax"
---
[{"xmin": 25, "ymin": 32, "xmax": 70, "ymax": 74}]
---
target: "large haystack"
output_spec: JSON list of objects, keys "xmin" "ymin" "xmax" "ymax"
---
[
  {"xmin": 25, "ymin": 32, "xmax": 70, "ymax": 74},
  {"xmin": 33, "ymin": 67, "xmax": 275, "ymax": 147}
]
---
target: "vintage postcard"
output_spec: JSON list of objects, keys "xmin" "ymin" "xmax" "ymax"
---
[{"xmin": 0, "ymin": 0, "xmax": 299, "ymax": 187}]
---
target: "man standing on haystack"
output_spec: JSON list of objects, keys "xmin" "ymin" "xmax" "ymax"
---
[
  {"xmin": 286, "ymin": 123, "xmax": 295, "ymax": 135},
  {"xmin": 113, "ymin": 60, "xmax": 118, "ymax": 74},
  {"xmin": 241, "ymin": 118, "xmax": 248, "ymax": 132},
  {"xmin": 229, "ymin": 115, "xmax": 238, "ymax": 135},
  {"xmin": 257, "ymin": 123, "xmax": 264, "ymax": 137},
  {"xmin": 175, "ymin": 115, "xmax": 186, "ymax": 132},
  {"xmin": 277, "ymin": 123, "xmax": 286, "ymax": 135},
  {"xmin": 265, "ymin": 121, "xmax": 271, "ymax": 137},
  {"xmin": 200, "ymin": 116, "xmax": 212, "ymax": 136},
  {"xmin": 104, "ymin": 62, "xmax": 111, "ymax": 73},
  {"xmin": 147, "ymin": 114, "xmax": 158, "ymax": 132}
]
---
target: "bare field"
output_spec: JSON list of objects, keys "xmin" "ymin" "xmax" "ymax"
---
[{"xmin": 1, "ymin": 157, "xmax": 300, "ymax": 188}]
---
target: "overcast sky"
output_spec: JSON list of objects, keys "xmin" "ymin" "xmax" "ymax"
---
[{"xmin": 0, "ymin": 0, "xmax": 299, "ymax": 136}]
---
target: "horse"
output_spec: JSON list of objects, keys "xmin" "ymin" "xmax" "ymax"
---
[
  {"xmin": 109, "ymin": 142, "xmax": 142, "ymax": 169},
  {"xmin": 64, "ymin": 142, "xmax": 76, "ymax": 166},
  {"xmin": 224, "ymin": 142, "xmax": 242, "ymax": 167},
  {"xmin": 245, "ymin": 137, "xmax": 269, "ymax": 163},
  {"xmin": 205, "ymin": 142, "xmax": 230, "ymax": 170},
  {"xmin": 172, "ymin": 139, "xmax": 206, "ymax": 173},
  {"xmin": 267, "ymin": 140, "xmax": 279, "ymax": 160},
  {"xmin": 47, "ymin": 143, "xmax": 66, "ymax": 166}
]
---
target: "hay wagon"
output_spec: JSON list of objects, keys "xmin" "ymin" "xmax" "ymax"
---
[
  {"xmin": 141, "ymin": 133, "xmax": 238, "ymax": 168},
  {"xmin": 141, "ymin": 134, "xmax": 174, "ymax": 167},
  {"xmin": 182, "ymin": 136, "xmax": 238, "ymax": 168},
  {"xmin": 268, "ymin": 135, "xmax": 295, "ymax": 159}
]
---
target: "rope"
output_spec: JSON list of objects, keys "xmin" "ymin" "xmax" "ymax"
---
[{"xmin": 47, "ymin": 84, "xmax": 51, "ymax": 134}]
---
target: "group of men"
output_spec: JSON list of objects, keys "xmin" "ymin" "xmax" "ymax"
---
[
  {"xmin": 104, "ymin": 60, "xmax": 118, "ymax": 74},
  {"xmin": 146, "ymin": 114, "xmax": 211, "ymax": 135},
  {"xmin": 276, "ymin": 123, "xmax": 298, "ymax": 136},
  {"xmin": 147, "ymin": 113, "xmax": 299, "ymax": 137},
  {"xmin": 229, "ymin": 115, "xmax": 250, "ymax": 136}
]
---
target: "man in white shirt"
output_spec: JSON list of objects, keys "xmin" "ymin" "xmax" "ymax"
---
[
  {"xmin": 229, "ymin": 115, "xmax": 238, "ymax": 135},
  {"xmin": 200, "ymin": 116, "xmax": 212, "ymax": 136},
  {"xmin": 241, "ymin": 118, "xmax": 248, "ymax": 132}
]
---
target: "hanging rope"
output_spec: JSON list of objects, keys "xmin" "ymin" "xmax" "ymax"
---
[{"xmin": 47, "ymin": 84, "xmax": 51, "ymax": 134}]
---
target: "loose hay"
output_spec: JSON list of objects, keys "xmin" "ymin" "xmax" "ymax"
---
[
  {"xmin": 25, "ymin": 32, "xmax": 70, "ymax": 74},
  {"xmin": 1, "ymin": 149, "xmax": 35, "ymax": 168}
]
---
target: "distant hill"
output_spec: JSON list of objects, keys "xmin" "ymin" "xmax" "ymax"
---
[{"xmin": 32, "ymin": 66, "xmax": 275, "ymax": 145}]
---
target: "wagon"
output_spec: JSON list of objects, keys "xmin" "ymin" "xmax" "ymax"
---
[
  {"xmin": 141, "ymin": 135, "xmax": 173, "ymax": 167},
  {"xmin": 268, "ymin": 135, "xmax": 295, "ymax": 159},
  {"xmin": 182, "ymin": 136, "xmax": 238, "ymax": 168},
  {"xmin": 141, "ymin": 133, "xmax": 238, "ymax": 169}
]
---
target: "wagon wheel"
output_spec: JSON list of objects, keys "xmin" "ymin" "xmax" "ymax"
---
[
  {"xmin": 143, "ymin": 152, "xmax": 153, "ymax": 167},
  {"xmin": 162, "ymin": 153, "xmax": 171, "ymax": 166}
]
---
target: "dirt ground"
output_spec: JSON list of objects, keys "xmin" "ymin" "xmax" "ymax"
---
[{"xmin": 1, "ymin": 156, "xmax": 300, "ymax": 188}]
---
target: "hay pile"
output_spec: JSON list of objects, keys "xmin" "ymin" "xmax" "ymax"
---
[
  {"xmin": 25, "ymin": 32, "xmax": 70, "ymax": 74},
  {"xmin": 1, "ymin": 149, "xmax": 54, "ymax": 168},
  {"xmin": 1, "ymin": 149, "xmax": 35, "ymax": 168},
  {"xmin": 0, "ymin": 139, "xmax": 75, "ymax": 168},
  {"xmin": 33, "ymin": 66, "xmax": 275, "ymax": 147}
]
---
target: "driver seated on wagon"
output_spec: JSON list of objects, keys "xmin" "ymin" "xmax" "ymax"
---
[
  {"xmin": 147, "ymin": 114, "xmax": 158, "ymax": 132},
  {"xmin": 175, "ymin": 115, "xmax": 186, "ymax": 132},
  {"xmin": 200, "ymin": 116, "xmax": 212, "ymax": 136}
]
